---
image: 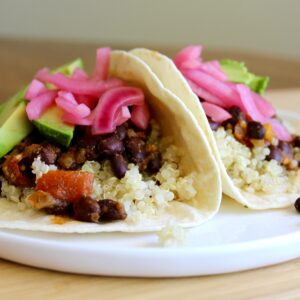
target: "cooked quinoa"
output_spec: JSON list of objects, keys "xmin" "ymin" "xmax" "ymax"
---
[
  {"xmin": 158, "ymin": 221, "xmax": 187, "ymax": 247},
  {"xmin": 214, "ymin": 127, "xmax": 300, "ymax": 194},
  {"xmin": 80, "ymin": 143, "xmax": 197, "ymax": 223}
]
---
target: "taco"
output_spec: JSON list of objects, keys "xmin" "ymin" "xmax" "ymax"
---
[
  {"xmin": 131, "ymin": 46, "xmax": 300, "ymax": 209},
  {"xmin": 0, "ymin": 48, "xmax": 221, "ymax": 232}
]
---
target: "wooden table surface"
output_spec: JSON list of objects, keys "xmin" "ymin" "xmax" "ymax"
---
[{"xmin": 1, "ymin": 39, "xmax": 300, "ymax": 300}]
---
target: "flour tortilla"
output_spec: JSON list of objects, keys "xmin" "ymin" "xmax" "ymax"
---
[
  {"xmin": 0, "ymin": 50, "xmax": 222, "ymax": 232},
  {"xmin": 131, "ymin": 48, "xmax": 298, "ymax": 209}
]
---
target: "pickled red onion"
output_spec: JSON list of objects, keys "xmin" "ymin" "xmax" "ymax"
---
[
  {"xmin": 187, "ymin": 79, "xmax": 225, "ymax": 107},
  {"xmin": 269, "ymin": 119, "xmax": 292, "ymax": 142},
  {"xmin": 25, "ymin": 80, "xmax": 48, "ymax": 100},
  {"xmin": 131, "ymin": 102, "xmax": 150, "ymax": 130},
  {"xmin": 251, "ymin": 91, "xmax": 276, "ymax": 118},
  {"xmin": 62, "ymin": 113, "xmax": 92, "ymax": 126},
  {"xmin": 36, "ymin": 68, "xmax": 123, "ymax": 97},
  {"xmin": 26, "ymin": 90, "xmax": 57, "ymax": 120},
  {"xmin": 115, "ymin": 107, "xmax": 131, "ymax": 126},
  {"xmin": 183, "ymin": 69, "xmax": 241, "ymax": 107},
  {"xmin": 236, "ymin": 84, "xmax": 267, "ymax": 124},
  {"xmin": 202, "ymin": 102, "xmax": 231, "ymax": 123},
  {"xmin": 57, "ymin": 91, "xmax": 77, "ymax": 105},
  {"xmin": 94, "ymin": 47, "xmax": 111, "ymax": 80},
  {"xmin": 55, "ymin": 97, "xmax": 91, "ymax": 119},
  {"xmin": 72, "ymin": 68, "xmax": 88, "ymax": 80},
  {"xmin": 28, "ymin": 48, "xmax": 149, "ymax": 132},
  {"xmin": 92, "ymin": 87, "xmax": 144, "ymax": 134},
  {"xmin": 75, "ymin": 94, "xmax": 98, "ymax": 109},
  {"xmin": 174, "ymin": 45, "xmax": 202, "ymax": 69}
]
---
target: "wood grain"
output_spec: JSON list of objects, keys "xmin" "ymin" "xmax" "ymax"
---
[
  {"xmin": 1, "ymin": 258, "xmax": 300, "ymax": 300},
  {"xmin": 1, "ymin": 38, "xmax": 300, "ymax": 300}
]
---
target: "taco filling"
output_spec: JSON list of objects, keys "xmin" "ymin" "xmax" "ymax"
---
[
  {"xmin": 171, "ymin": 46, "xmax": 300, "ymax": 196},
  {"xmin": 0, "ymin": 48, "xmax": 217, "ymax": 227},
  {"xmin": 130, "ymin": 46, "xmax": 300, "ymax": 208}
]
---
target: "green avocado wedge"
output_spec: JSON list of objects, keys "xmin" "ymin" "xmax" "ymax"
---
[
  {"xmin": 0, "ymin": 101, "xmax": 33, "ymax": 158},
  {"xmin": 33, "ymin": 106, "xmax": 74, "ymax": 147}
]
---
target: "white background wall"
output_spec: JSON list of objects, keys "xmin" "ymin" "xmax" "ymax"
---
[{"xmin": 0, "ymin": 0, "xmax": 299, "ymax": 58}]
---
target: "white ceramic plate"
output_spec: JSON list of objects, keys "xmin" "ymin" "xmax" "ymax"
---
[{"xmin": 0, "ymin": 111, "xmax": 300, "ymax": 277}]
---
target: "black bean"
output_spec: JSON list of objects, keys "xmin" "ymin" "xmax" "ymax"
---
[
  {"xmin": 99, "ymin": 136, "xmax": 125, "ymax": 157},
  {"xmin": 99, "ymin": 199, "xmax": 127, "ymax": 221},
  {"xmin": 279, "ymin": 141, "xmax": 293, "ymax": 159},
  {"xmin": 40, "ymin": 143, "xmax": 61, "ymax": 164},
  {"xmin": 73, "ymin": 197, "xmax": 101, "ymax": 223},
  {"xmin": 228, "ymin": 106, "xmax": 246, "ymax": 124},
  {"xmin": 128, "ymin": 122, "xmax": 149, "ymax": 140},
  {"xmin": 147, "ymin": 152, "xmax": 162, "ymax": 173},
  {"xmin": 247, "ymin": 121, "xmax": 266, "ymax": 139},
  {"xmin": 44, "ymin": 200, "xmax": 71, "ymax": 216},
  {"xmin": 292, "ymin": 136, "xmax": 300, "ymax": 148},
  {"xmin": 266, "ymin": 146, "xmax": 282, "ymax": 163},
  {"xmin": 77, "ymin": 137, "xmax": 99, "ymax": 161},
  {"xmin": 125, "ymin": 137, "xmax": 146, "ymax": 163},
  {"xmin": 116, "ymin": 125, "xmax": 127, "ymax": 140},
  {"xmin": 110, "ymin": 154, "xmax": 127, "ymax": 179},
  {"xmin": 295, "ymin": 198, "xmax": 300, "ymax": 213}
]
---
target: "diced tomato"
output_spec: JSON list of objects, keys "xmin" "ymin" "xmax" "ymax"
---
[{"xmin": 36, "ymin": 170, "xmax": 94, "ymax": 202}]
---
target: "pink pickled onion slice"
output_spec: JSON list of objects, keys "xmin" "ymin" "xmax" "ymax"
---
[
  {"xmin": 236, "ymin": 84, "xmax": 267, "ymax": 123},
  {"xmin": 180, "ymin": 59, "xmax": 202, "ymax": 69},
  {"xmin": 251, "ymin": 91, "xmax": 276, "ymax": 118},
  {"xmin": 202, "ymin": 102, "xmax": 231, "ymax": 123},
  {"xmin": 174, "ymin": 46, "xmax": 202, "ymax": 69},
  {"xmin": 75, "ymin": 94, "xmax": 98, "ymax": 109},
  {"xmin": 115, "ymin": 106, "xmax": 131, "ymax": 126},
  {"xmin": 62, "ymin": 113, "xmax": 92, "ymax": 126},
  {"xmin": 36, "ymin": 68, "xmax": 123, "ymax": 97},
  {"xmin": 93, "ymin": 47, "xmax": 111, "ymax": 80},
  {"xmin": 200, "ymin": 61, "xmax": 228, "ymax": 82},
  {"xmin": 26, "ymin": 90, "xmax": 57, "ymax": 120},
  {"xmin": 269, "ymin": 119, "xmax": 292, "ymax": 142},
  {"xmin": 181, "ymin": 60, "xmax": 228, "ymax": 82},
  {"xmin": 187, "ymin": 79, "xmax": 225, "ymax": 107},
  {"xmin": 72, "ymin": 68, "xmax": 88, "ymax": 80},
  {"xmin": 183, "ymin": 69, "xmax": 241, "ymax": 108},
  {"xmin": 56, "ymin": 97, "xmax": 91, "ymax": 118},
  {"xmin": 25, "ymin": 80, "xmax": 48, "ymax": 100},
  {"xmin": 55, "ymin": 92, "xmax": 91, "ymax": 119},
  {"xmin": 92, "ymin": 87, "xmax": 145, "ymax": 135},
  {"xmin": 131, "ymin": 102, "xmax": 150, "ymax": 130},
  {"xmin": 57, "ymin": 91, "xmax": 77, "ymax": 105}
]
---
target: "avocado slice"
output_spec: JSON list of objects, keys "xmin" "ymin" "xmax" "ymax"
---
[
  {"xmin": 33, "ymin": 106, "xmax": 74, "ymax": 147},
  {"xmin": 33, "ymin": 58, "xmax": 84, "ymax": 147},
  {"xmin": 0, "ymin": 99, "xmax": 33, "ymax": 158}
]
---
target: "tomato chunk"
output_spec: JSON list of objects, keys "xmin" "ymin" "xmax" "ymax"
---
[{"xmin": 36, "ymin": 170, "xmax": 94, "ymax": 202}]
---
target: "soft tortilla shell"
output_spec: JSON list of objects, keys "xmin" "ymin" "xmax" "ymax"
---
[
  {"xmin": 0, "ymin": 50, "xmax": 221, "ymax": 232},
  {"xmin": 131, "ymin": 48, "xmax": 297, "ymax": 209}
]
